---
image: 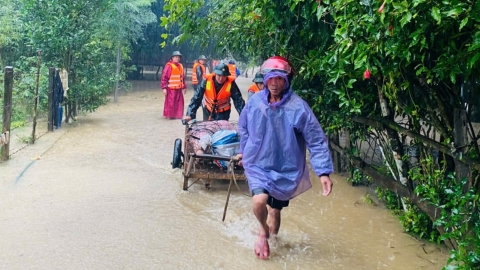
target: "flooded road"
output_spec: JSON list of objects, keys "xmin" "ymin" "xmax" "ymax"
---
[{"xmin": 0, "ymin": 75, "xmax": 448, "ymax": 269}]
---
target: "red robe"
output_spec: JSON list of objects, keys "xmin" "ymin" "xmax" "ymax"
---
[{"xmin": 161, "ymin": 61, "xmax": 186, "ymax": 119}]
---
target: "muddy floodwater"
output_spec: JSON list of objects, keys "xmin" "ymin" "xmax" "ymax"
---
[{"xmin": 0, "ymin": 75, "xmax": 448, "ymax": 269}]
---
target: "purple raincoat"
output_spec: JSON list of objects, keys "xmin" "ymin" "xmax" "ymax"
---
[{"xmin": 238, "ymin": 87, "xmax": 333, "ymax": 201}]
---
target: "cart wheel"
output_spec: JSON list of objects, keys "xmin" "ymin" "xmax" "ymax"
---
[{"xmin": 172, "ymin": 138, "xmax": 183, "ymax": 169}]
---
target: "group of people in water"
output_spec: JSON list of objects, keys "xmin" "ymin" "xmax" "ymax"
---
[
  {"xmin": 160, "ymin": 51, "xmax": 334, "ymax": 260},
  {"xmin": 160, "ymin": 51, "xmax": 263, "ymax": 121}
]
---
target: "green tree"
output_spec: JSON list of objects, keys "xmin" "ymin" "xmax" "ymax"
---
[
  {"xmin": 97, "ymin": 0, "xmax": 156, "ymax": 102},
  {"xmin": 20, "ymin": 0, "xmax": 159, "ymax": 116},
  {"xmin": 0, "ymin": 0, "xmax": 22, "ymax": 66},
  {"xmin": 21, "ymin": 0, "xmax": 114, "ymax": 117}
]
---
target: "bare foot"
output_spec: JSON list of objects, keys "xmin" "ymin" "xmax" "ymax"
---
[{"xmin": 254, "ymin": 233, "xmax": 270, "ymax": 260}]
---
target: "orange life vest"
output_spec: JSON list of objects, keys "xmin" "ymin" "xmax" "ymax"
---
[
  {"xmin": 248, "ymin": 83, "xmax": 260, "ymax": 93},
  {"xmin": 202, "ymin": 74, "xmax": 234, "ymax": 113},
  {"xmin": 167, "ymin": 62, "xmax": 184, "ymax": 90},
  {"xmin": 192, "ymin": 63, "xmax": 206, "ymax": 85},
  {"xmin": 228, "ymin": 64, "xmax": 236, "ymax": 79}
]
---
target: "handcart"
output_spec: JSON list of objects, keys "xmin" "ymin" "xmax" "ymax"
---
[
  {"xmin": 171, "ymin": 120, "xmax": 247, "ymax": 191},
  {"xmin": 172, "ymin": 120, "xmax": 248, "ymax": 221}
]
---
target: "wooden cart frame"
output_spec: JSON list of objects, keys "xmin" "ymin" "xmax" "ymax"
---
[{"xmin": 173, "ymin": 120, "xmax": 247, "ymax": 191}]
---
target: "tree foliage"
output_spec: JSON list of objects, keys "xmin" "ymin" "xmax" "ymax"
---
[
  {"xmin": 0, "ymin": 0, "xmax": 22, "ymax": 45},
  {"xmin": 0, "ymin": 0, "xmax": 22, "ymax": 66},
  {"xmin": 15, "ymin": 0, "xmax": 158, "ymax": 114},
  {"xmin": 98, "ymin": 0, "xmax": 157, "ymax": 44},
  {"xmin": 321, "ymin": 0, "xmax": 480, "ymax": 136},
  {"xmin": 1, "ymin": 0, "xmax": 160, "ymax": 127}
]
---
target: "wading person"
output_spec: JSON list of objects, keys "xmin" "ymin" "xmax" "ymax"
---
[
  {"xmin": 184, "ymin": 63, "xmax": 245, "ymax": 121},
  {"xmin": 192, "ymin": 55, "xmax": 207, "ymax": 92},
  {"xmin": 236, "ymin": 56, "xmax": 334, "ymax": 260},
  {"xmin": 247, "ymin": 71, "xmax": 265, "ymax": 100},
  {"xmin": 161, "ymin": 51, "xmax": 186, "ymax": 119}
]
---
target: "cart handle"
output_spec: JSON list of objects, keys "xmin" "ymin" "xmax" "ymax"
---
[
  {"xmin": 191, "ymin": 153, "xmax": 241, "ymax": 162},
  {"xmin": 181, "ymin": 119, "xmax": 197, "ymax": 125}
]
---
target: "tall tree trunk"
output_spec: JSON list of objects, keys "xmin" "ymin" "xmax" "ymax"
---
[
  {"xmin": 114, "ymin": 43, "xmax": 121, "ymax": 103},
  {"xmin": 63, "ymin": 48, "xmax": 72, "ymax": 123}
]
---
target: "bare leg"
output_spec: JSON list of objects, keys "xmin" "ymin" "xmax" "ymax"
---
[
  {"xmin": 266, "ymin": 205, "xmax": 281, "ymax": 235},
  {"xmin": 252, "ymin": 194, "xmax": 270, "ymax": 259}
]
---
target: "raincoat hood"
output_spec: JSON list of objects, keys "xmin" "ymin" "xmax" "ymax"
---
[
  {"xmin": 263, "ymin": 71, "xmax": 290, "ymax": 89},
  {"xmin": 262, "ymin": 71, "xmax": 292, "ymax": 107}
]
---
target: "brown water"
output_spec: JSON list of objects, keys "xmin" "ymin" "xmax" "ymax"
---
[{"xmin": 0, "ymin": 76, "xmax": 448, "ymax": 269}]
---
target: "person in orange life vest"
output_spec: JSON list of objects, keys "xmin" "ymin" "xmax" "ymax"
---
[
  {"xmin": 161, "ymin": 50, "xmax": 187, "ymax": 119},
  {"xmin": 247, "ymin": 71, "xmax": 265, "ymax": 100},
  {"xmin": 227, "ymin": 60, "xmax": 241, "ymax": 80},
  {"xmin": 192, "ymin": 55, "xmax": 207, "ymax": 92},
  {"xmin": 184, "ymin": 63, "xmax": 245, "ymax": 121},
  {"xmin": 212, "ymin": 59, "xmax": 219, "ymax": 69}
]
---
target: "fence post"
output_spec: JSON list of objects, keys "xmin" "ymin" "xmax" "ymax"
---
[
  {"xmin": 65, "ymin": 68, "xmax": 74, "ymax": 123},
  {"xmin": 342, "ymin": 129, "xmax": 351, "ymax": 175},
  {"xmin": 47, "ymin": 67, "xmax": 55, "ymax": 131},
  {"xmin": 1, "ymin": 66, "xmax": 13, "ymax": 161},
  {"xmin": 454, "ymin": 108, "xmax": 471, "ymax": 189},
  {"xmin": 32, "ymin": 50, "xmax": 42, "ymax": 144},
  {"xmin": 330, "ymin": 133, "xmax": 342, "ymax": 173}
]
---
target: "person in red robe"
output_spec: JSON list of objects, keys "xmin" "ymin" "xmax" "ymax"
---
[{"xmin": 161, "ymin": 51, "xmax": 187, "ymax": 119}]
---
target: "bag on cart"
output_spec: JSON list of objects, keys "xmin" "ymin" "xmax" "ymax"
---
[{"xmin": 211, "ymin": 130, "xmax": 240, "ymax": 169}]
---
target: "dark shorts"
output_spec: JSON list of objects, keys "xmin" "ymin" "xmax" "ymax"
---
[{"xmin": 251, "ymin": 188, "xmax": 290, "ymax": 210}]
